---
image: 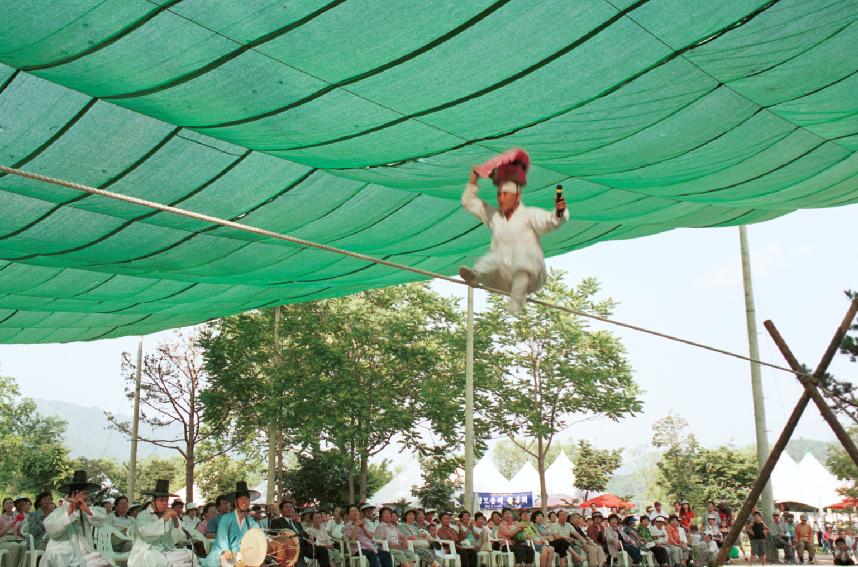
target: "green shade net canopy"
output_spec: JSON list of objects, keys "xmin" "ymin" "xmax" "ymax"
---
[{"xmin": 1, "ymin": 0, "xmax": 857, "ymax": 343}]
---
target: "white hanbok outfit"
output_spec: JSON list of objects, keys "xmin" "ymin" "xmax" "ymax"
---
[
  {"xmin": 461, "ymin": 182, "xmax": 568, "ymax": 311},
  {"xmin": 42, "ymin": 503, "xmax": 110, "ymax": 567},
  {"xmin": 128, "ymin": 506, "xmax": 195, "ymax": 567}
]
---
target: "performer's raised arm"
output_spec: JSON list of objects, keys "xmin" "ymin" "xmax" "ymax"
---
[{"xmin": 461, "ymin": 167, "xmax": 497, "ymax": 227}]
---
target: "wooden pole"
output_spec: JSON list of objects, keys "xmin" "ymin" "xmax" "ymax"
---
[
  {"xmin": 764, "ymin": 299, "xmax": 858, "ymax": 467},
  {"xmin": 739, "ymin": 225, "xmax": 774, "ymax": 519},
  {"xmin": 714, "ymin": 299, "xmax": 858, "ymax": 566},
  {"xmin": 464, "ymin": 286, "xmax": 475, "ymax": 513},
  {"xmin": 267, "ymin": 306, "xmax": 282, "ymax": 506},
  {"xmin": 127, "ymin": 336, "xmax": 143, "ymax": 500}
]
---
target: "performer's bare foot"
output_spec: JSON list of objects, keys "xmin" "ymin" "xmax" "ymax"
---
[{"xmin": 459, "ymin": 266, "xmax": 480, "ymax": 288}]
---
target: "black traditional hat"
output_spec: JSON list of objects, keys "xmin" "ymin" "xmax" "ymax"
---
[
  {"xmin": 226, "ymin": 480, "xmax": 261, "ymax": 502},
  {"xmin": 141, "ymin": 479, "xmax": 178, "ymax": 498},
  {"xmin": 57, "ymin": 470, "xmax": 102, "ymax": 495}
]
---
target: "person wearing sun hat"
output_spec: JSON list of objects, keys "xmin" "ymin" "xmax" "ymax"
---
[
  {"xmin": 128, "ymin": 478, "xmax": 194, "ymax": 567},
  {"xmin": 206, "ymin": 480, "xmax": 261, "ymax": 567},
  {"xmin": 42, "ymin": 470, "xmax": 111, "ymax": 566}
]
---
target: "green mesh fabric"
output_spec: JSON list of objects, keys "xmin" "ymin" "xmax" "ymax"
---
[{"xmin": 1, "ymin": 0, "xmax": 857, "ymax": 343}]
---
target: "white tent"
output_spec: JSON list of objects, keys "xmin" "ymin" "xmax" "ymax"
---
[
  {"xmin": 508, "ymin": 461, "xmax": 540, "ymax": 492},
  {"xmin": 771, "ymin": 453, "xmax": 804, "ymax": 504},
  {"xmin": 172, "ymin": 485, "xmax": 204, "ymax": 505},
  {"xmin": 772, "ymin": 452, "xmax": 843, "ymax": 510},
  {"xmin": 474, "ymin": 455, "xmax": 512, "ymax": 493},
  {"xmin": 545, "ymin": 451, "xmax": 576, "ymax": 494},
  {"xmin": 797, "ymin": 453, "xmax": 842, "ymax": 509},
  {"xmin": 370, "ymin": 459, "xmax": 423, "ymax": 506}
]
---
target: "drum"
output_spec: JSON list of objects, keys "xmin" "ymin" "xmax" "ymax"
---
[
  {"xmin": 238, "ymin": 528, "xmax": 270, "ymax": 567},
  {"xmin": 269, "ymin": 530, "xmax": 300, "ymax": 567}
]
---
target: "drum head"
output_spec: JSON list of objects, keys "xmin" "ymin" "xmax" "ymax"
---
[{"xmin": 240, "ymin": 527, "xmax": 269, "ymax": 567}]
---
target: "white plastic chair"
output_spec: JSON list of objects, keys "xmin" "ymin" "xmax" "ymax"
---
[
  {"xmin": 407, "ymin": 539, "xmax": 423, "ymax": 567},
  {"xmin": 94, "ymin": 526, "xmax": 131, "ymax": 566},
  {"xmin": 347, "ymin": 540, "xmax": 370, "ymax": 567},
  {"xmin": 438, "ymin": 540, "xmax": 461, "ymax": 567},
  {"xmin": 489, "ymin": 537, "xmax": 513, "ymax": 567},
  {"xmin": 20, "ymin": 520, "xmax": 44, "ymax": 567},
  {"xmin": 0, "ymin": 549, "xmax": 9, "ymax": 567}
]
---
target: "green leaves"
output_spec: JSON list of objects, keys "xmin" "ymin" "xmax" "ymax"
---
[
  {"xmin": 0, "ymin": 375, "xmax": 70, "ymax": 495},
  {"xmin": 573, "ymin": 440, "xmax": 622, "ymax": 496}
]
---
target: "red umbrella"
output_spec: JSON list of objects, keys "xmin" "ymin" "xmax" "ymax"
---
[
  {"xmin": 828, "ymin": 498, "xmax": 858, "ymax": 510},
  {"xmin": 579, "ymin": 493, "xmax": 635, "ymax": 510}
]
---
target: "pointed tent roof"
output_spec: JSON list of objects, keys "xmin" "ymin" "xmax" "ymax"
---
[
  {"xmin": 508, "ymin": 461, "xmax": 540, "ymax": 492},
  {"xmin": 545, "ymin": 451, "xmax": 576, "ymax": 495},
  {"xmin": 370, "ymin": 459, "xmax": 423, "ymax": 506},
  {"xmin": 796, "ymin": 453, "xmax": 841, "ymax": 509},
  {"xmin": 474, "ymin": 455, "xmax": 512, "ymax": 493},
  {"xmin": 771, "ymin": 452, "xmax": 803, "ymax": 504}
]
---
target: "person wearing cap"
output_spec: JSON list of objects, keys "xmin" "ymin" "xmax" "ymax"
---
[
  {"xmin": 459, "ymin": 150, "xmax": 569, "ymax": 314},
  {"xmin": 182, "ymin": 503, "xmax": 200, "ymax": 534},
  {"xmin": 206, "ymin": 481, "xmax": 261, "ymax": 567},
  {"xmin": 771, "ymin": 512, "xmax": 795, "ymax": 563},
  {"xmin": 128, "ymin": 479, "xmax": 194, "ymax": 567},
  {"xmin": 105, "ymin": 495, "xmax": 134, "ymax": 552},
  {"xmin": 648, "ymin": 516, "xmax": 670, "ymax": 567},
  {"xmin": 360, "ymin": 504, "xmax": 378, "ymax": 534},
  {"xmin": 102, "ymin": 499, "xmax": 114, "ymax": 516},
  {"xmin": 42, "ymin": 470, "xmax": 110, "ymax": 567},
  {"xmin": 13, "ymin": 496, "xmax": 32, "ymax": 532},
  {"xmin": 344, "ymin": 505, "xmax": 393, "ymax": 567}
]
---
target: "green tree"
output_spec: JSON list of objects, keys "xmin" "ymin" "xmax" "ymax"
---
[
  {"xmin": 480, "ymin": 272, "xmax": 641, "ymax": 514},
  {"xmin": 196, "ymin": 454, "xmax": 264, "ymax": 503},
  {"xmin": 573, "ymin": 440, "xmax": 622, "ymax": 500},
  {"xmin": 0, "ymin": 375, "xmax": 70, "ymax": 495},
  {"xmin": 690, "ymin": 446, "xmax": 758, "ymax": 508},
  {"xmin": 653, "ymin": 413, "xmax": 700, "ymax": 504},
  {"xmin": 133, "ymin": 455, "xmax": 185, "ymax": 502},
  {"xmin": 411, "ymin": 455, "xmax": 462, "ymax": 512},
  {"xmin": 203, "ymin": 283, "xmax": 477, "ymax": 504},
  {"xmin": 826, "ymin": 426, "xmax": 858, "ymax": 500},
  {"xmin": 280, "ymin": 450, "xmax": 392, "ymax": 508}
]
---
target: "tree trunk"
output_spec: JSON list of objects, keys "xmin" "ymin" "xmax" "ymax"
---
[
  {"xmin": 348, "ymin": 441, "xmax": 356, "ymax": 504},
  {"xmin": 537, "ymin": 435, "xmax": 548, "ymax": 516},
  {"xmin": 185, "ymin": 441, "xmax": 195, "ymax": 504},
  {"xmin": 359, "ymin": 451, "xmax": 369, "ymax": 503},
  {"xmin": 276, "ymin": 429, "xmax": 284, "ymax": 503}
]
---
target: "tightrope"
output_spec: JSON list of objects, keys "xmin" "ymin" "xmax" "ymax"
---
[{"xmin": 0, "ymin": 164, "xmax": 806, "ymax": 376}]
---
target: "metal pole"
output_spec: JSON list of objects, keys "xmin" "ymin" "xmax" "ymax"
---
[
  {"xmin": 267, "ymin": 306, "xmax": 282, "ymax": 506},
  {"xmin": 739, "ymin": 225, "xmax": 774, "ymax": 520},
  {"xmin": 127, "ymin": 336, "xmax": 143, "ymax": 499},
  {"xmin": 464, "ymin": 287, "xmax": 475, "ymax": 513}
]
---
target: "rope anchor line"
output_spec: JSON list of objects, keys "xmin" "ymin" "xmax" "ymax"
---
[{"xmin": 0, "ymin": 164, "xmax": 806, "ymax": 377}]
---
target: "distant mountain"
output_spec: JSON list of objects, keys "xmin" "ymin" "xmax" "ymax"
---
[{"xmin": 34, "ymin": 399, "xmax": 181, "ymax": 462}]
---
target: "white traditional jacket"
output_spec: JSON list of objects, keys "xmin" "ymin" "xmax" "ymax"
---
[{"xmin": 42, "ymin": 503, "xmax": 108, "ymax": 567}]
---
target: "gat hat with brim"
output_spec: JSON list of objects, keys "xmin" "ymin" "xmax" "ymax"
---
[
  {"xmin": 141, "ymin": 479, "xmax": 178, "ymax": 498},
  {"xmin": 226, "ymin": 481, "xmax": 261, "ymax": 502},
  {"xmin": 58, "ymin": 470, "xmax": 102, "ymax": 495}
]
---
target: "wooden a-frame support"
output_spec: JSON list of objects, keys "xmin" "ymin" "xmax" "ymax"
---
[{"xmin": 714, "ymin": 297, "xmax": 858, "ymax": 566}]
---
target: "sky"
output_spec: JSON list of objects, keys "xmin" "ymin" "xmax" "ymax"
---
[{"xmin": 1, "ymin": 203, "xmax": 856, "ymax": 461}]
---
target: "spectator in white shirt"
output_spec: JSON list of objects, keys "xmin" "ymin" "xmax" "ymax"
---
[{"xmin": 307, "ymin": 510, "xmax": 341, "ymax": 567}]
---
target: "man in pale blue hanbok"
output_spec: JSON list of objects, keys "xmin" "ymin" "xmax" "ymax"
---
[{"xmin": 206, "ymin": 481, "xmax": 261, "ymax": 567}]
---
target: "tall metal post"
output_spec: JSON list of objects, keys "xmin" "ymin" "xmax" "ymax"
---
[
  {"xmin": 739, "ymin": 225, "xmax": 773, "ymax": 519},
  {"xmin": 464, "ymin": 287, "xmax": 475, "ymax": 513},
  {"xmin": 127, "ymin": 336, "xmax": 143, "ymax": 499}
]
